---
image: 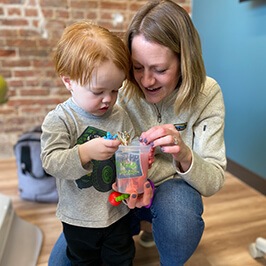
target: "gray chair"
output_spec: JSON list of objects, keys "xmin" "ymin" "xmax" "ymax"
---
[{"xmin": 0, "ymin": 193, "xmax": 43, "ymax": 266}]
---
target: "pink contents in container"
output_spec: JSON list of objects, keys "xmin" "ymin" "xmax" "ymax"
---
[{"xmin": 115, "ymin": 140, "xmax": 150, "ymax": 194}]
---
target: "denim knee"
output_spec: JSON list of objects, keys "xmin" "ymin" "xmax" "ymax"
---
[
  {"xmin": 48, "ymin": 233, "xmax": 71, "ymax": 266},
  {"xmin": 151, "ymin": 178, "xmax": 205, "ymax": 265}
]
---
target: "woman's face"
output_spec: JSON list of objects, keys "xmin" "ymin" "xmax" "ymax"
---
[{"xmin": 131, "ymin": 34, "xmax": 180, "ymax": 104}]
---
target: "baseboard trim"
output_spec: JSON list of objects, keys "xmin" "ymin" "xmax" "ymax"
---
[{"xmin": 227, "ymin": 158, "xmax": 266, "ymax": 195}]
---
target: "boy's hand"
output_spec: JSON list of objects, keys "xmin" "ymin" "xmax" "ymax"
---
[{"xmin": 79, "ymin": 138, "xmax": 121, "ymax": 165}]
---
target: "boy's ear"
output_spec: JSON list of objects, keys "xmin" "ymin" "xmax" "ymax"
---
[{"xmin": 61, "ymin": 76, "xmax": 72, "ymax": 91}]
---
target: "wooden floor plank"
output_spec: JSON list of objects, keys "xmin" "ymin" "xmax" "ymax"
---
[{"xmin": 0, "ymin": 158, "xmax": 265, "ymax": 265}]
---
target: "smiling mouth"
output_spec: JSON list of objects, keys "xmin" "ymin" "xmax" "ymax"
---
[{"xmin": 146, "ymin": 87, "xmax": 161, "ymax": 92}]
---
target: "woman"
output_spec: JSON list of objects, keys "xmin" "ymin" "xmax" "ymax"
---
[{"xmin": 49, "ymin": 1, "xmax": 226, "ymax": 265}]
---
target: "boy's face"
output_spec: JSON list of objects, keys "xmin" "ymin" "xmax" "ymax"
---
[{"xmin": 63, "ymin": 60, "xmax": 125, "ymax": 116}]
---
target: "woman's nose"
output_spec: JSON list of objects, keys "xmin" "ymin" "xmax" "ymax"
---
[{"xmin": 141, "ymin": 71, "xmax": 155, "ymax": 88}]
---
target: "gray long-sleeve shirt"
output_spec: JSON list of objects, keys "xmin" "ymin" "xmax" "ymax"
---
[
  {"xmin": 118, "ymin": 77, "xmax": 227, "ymax": 197},
  {"xmin": 41, "ymin": 98, "xmax": 135, "ymax": 228}
]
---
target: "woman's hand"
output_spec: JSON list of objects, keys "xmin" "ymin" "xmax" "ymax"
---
[
  {"xmin": 140, "ymin": 124, "xmax": 192, "ymax": 172},
  {"xmin": 112, "ymin": 180, "xmax": 154, "ymax": 209},
  {"xmin": 148, "ymin": 146, "xmax": 155, "ymax": 169}
]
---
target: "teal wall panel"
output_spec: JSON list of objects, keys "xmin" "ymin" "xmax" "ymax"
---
[{"xmin": 192, "ymin": 0, "xmax": 266, "ymax": 178}]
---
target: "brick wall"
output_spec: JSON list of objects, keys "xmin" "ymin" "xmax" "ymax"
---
[{"xmin": 0, "ymin": 0, "xmax": 191, "ymax": 158}]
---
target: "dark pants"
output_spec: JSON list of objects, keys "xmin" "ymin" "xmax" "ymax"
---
[{"xmin": 62, "ymin": 214, "xmax": 135, "ymax": 266}]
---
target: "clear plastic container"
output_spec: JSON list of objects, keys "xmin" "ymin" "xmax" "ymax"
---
[{"xmin": 115, "ymin": 141, "xmax": 150, "ymax": 194}]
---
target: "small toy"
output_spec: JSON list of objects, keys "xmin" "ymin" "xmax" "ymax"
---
[
  {"xmin": 104, "ymin": 131, "xmax": 131, "ymax": 146},
  {"xmin": 108, "ymin": 191, "xmax": 129, "ymax": 206},
  {"xmin": 104, "ymin": 132, "xmax": 118, "ymax": 140},
  {"xmin": 249, "ymin": 237, "xmax": 266, "ymax": 259},
  {"xmin": 108, "ymin": 179, "xmax": 155, "ymax": 208},
  {"xmin": 117, "ymin": 131, "xmax": 131, "ymax": 146}
]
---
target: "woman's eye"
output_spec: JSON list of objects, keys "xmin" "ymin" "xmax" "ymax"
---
[
  {"xmin": 155, "ymin": 69, "xmax": 166, "ymax": 73},
  {"xmin": 133, "ymin": 65, "xmax": 143, "ymax": 71}
]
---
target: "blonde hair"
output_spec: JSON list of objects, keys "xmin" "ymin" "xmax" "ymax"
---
[
  {"xmin": 124, "ymin": 0, "xmax": 206, "ymax": 115},
  {"xmin": 54, "ymin": 20, "xmax": 131, "ymax": 86}
]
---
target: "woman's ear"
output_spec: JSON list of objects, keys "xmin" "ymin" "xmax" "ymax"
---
[{"xmin": 61, "ymin": 76, "xmax": 72, "ymax": 91}]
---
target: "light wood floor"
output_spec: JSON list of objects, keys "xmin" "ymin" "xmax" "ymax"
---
[{"xmin": 0, "ymin": 158, "xmax": 265, "ymax": 266}]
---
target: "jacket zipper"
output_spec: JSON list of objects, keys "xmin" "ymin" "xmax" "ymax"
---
[{"xmin": 154, "ymin": 104, "xmax": 162, "ymax": 123}]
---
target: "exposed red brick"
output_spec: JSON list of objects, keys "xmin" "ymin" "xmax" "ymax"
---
[
  {"xmin": 32, "ymin": 59, "xmax": 53, "ymax": 68},
  {"xmin": 42, "ymin": 9, "xmax": 54, "ymax": 17},
  {"xmin": 2, "ymin": 59, "xmax": 31, "ymax": 68},
  {"xmin": 129, "ymin": 2, "xmax": 146, "ymax": 12},
  {"xmin": 101, "ymin": 12, "xmax": 114, "ymax": 20},
  {"xmin": 19, "ymin": 48, "xmax": 50, "ymax": 58},
  {"xmin": 70, "ymin": 0, "xmax": 98, "ymax": 9},
  {"xmin": 182, "ymin": 5, "xmax": 191, "ymax": 14},
  {"xmin": 0, "ymin": 49, "xmax": 16, "ymax": 57},
  {"xmin": 0, "ymin": 29, "xmax": 18, "ymax": 37},
  {"xmin": 1, "ymin": 0, "xmax": 21, "ymax": 3},
  {"xmin": 8, "ymin": 80, "xmax": 24, "ymax": 87},
  {"xmin": 1, "ymin": 19, "xmax": 28, "ymax": 27},
  {"xmin": 100, "ymin": 1, "xmax": 127, "ymax": 10},
  {"xmin": 14, "ymin": 70, "xmax": 38, "ymax": 78},
  {"xmin": 7, "ymin": 98, "xmax": 62, "ymax": 107},
  {"xmin": 71, "ymin": 10, "xmax": 86, "ymax": 19},
  {"xmin": 7, "ymin": 7, "xmax": 21, "ymax": 16},
  {"xmin": 85, "ymin": 12, "xmax": 98, "ymax": 20},
  {"xmin": 18, "ymin": 29, "xmax": 41, "ymax": 37},
  {"xmin": 25, "ymin": 8, "xmax": 38, "ymax": 17},
  {"xmin": 55, "ymin": 10, "xmax": 69, "ymax": 19},
  {"xmin": 20, "ymin": 106, "xmax": 48, "ymax": 113},
  {"xmin": 24, "ymin": 80, "xmax": 42, "ymax": 86},
  {"xmin": 27, "ymin": 0, "xmax": 38, "ymax": 6},
  {"xmin": 0, "ymin": 108, "xmax": 16, "ymax": 115},
  {"xmin": 6, "ymin": 39, "xmax": 37, "ymax": 48},
  {"xmin": 0, "ymin": 0, "xmax": 191, "ymax": 158},
  {"xmin": 40, "ymin": 0, "xmax": 68, "ymax": 8},
  {"xmin": 20, "ymin": 89, "xmax": 50, "ymax": 96}
]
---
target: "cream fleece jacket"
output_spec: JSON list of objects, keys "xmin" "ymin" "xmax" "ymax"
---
[{"xmin": 118, "ymin": 77, "xmax": 226, "ymax": 197}]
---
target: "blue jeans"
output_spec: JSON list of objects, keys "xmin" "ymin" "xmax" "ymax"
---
[{"xmin": 48, "ymin": 179, "xmax": 204, "ymax": 266}]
